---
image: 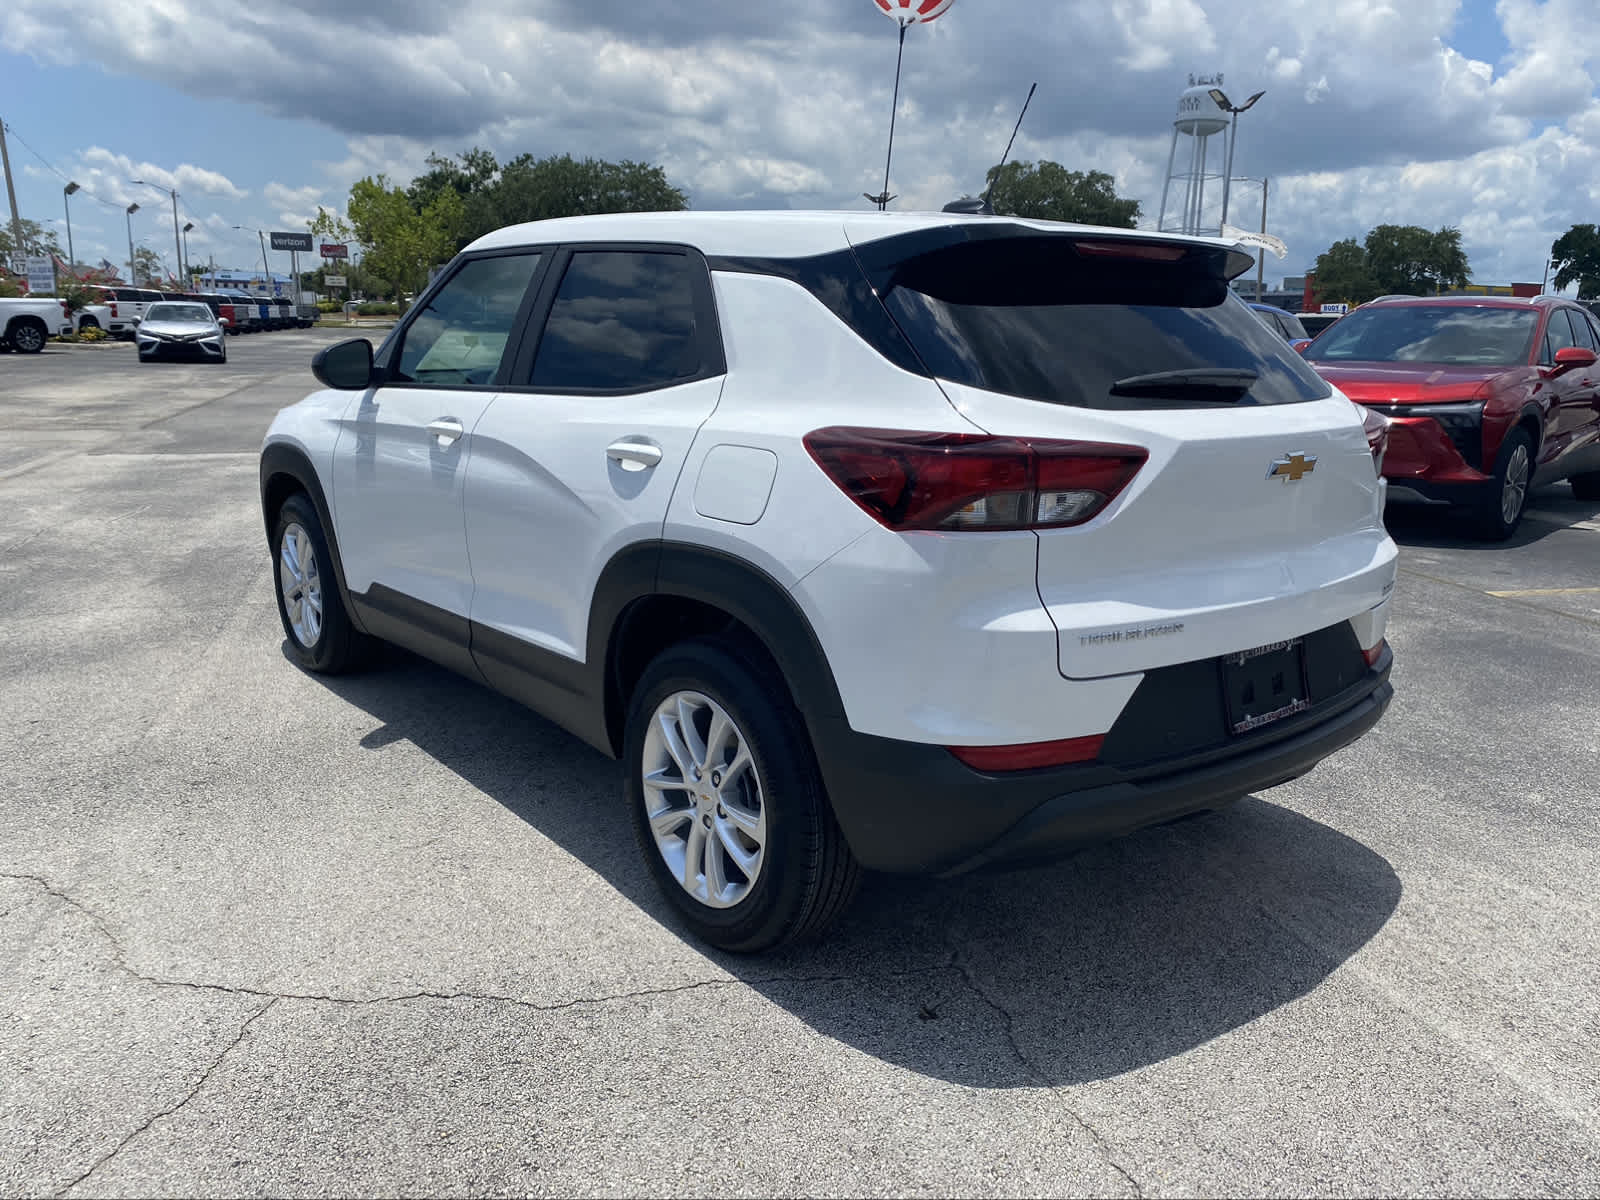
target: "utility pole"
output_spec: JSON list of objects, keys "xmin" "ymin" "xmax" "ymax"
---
[
  {"xmin": 63, "ymin": 182, "xmax": 80, "ymax": 272},
  {"xmin": 1256, "ymin": 177, "xmax": 1269, "ymax": 304},
  {"xmin": 1, "ymin": 118, "xmax": 25, "ymax": 269}
]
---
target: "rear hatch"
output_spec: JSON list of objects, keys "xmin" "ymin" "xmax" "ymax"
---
[{"xmin": 847, "ymin": 222, "xmax": 1395, "ymax": 679}]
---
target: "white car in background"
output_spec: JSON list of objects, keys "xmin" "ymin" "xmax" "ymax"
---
[
  {"xmin": 0, "ymin": 295, "xmax": 74, "ymax": 352},
  {"xmin": 135, "ymin": 300, "xmax": 227, "ymax": 363},
  {"xmin": 260, "ymin": 211, "xmax": 1397, "ymax": 951},
  {"xmin": 72, "ymin": 303, "xmax": 115, "ymax": 334}
]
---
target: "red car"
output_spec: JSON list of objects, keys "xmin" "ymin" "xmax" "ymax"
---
[{"xmin": 1301, "ymin": 296, "xmax": 1600, "ymax": 539}]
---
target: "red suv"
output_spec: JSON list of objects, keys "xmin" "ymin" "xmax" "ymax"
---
[{"xmin": 1301, "ymin": 297, "xmax": 1600, "ymax": 538}]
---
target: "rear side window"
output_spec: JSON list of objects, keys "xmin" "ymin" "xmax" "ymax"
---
[
  {"xmin": 529, "ymin": 251, "xmax": 704, "ymax": 391},
  {"xmin": 871, "ymin": 235, "xmax": 1328, "ymax": 409}
]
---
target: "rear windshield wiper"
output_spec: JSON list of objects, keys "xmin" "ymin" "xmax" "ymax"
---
[{"xmin": 1109, "ymin": 368, "xmax": 1258, "ymax": 399}]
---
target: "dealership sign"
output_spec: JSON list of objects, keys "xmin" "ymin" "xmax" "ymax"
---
[
  {"xmin": 320, "ymin": 243, "xmax": 349, "ymax": 259},
  {"xmin": 269, "ymin": 231, "xmax": 314, "ymax": 251}
]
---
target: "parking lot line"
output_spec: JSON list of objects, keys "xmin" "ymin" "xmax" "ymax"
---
[
  {"xmin": 1522, "ymin": 510, "xmax": 1600, "ymax": 532},
  {"xmin": 1485, "ymin": 586, "xmax": 1600, "ymax": 598}
]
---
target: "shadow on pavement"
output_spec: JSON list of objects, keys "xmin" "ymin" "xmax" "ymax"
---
[
  {"xmin": 303, "ymin": 645, "xmax": 1401, "ymax": 1088},
  {"xmin": 1384, "ymin": 482, "xmax": 1600, "ymax": 549}
]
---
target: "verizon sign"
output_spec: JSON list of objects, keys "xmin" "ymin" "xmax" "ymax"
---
[
  {"xmin": 320, "ymin": 243, "xmax": 349, "ymax": 259},
  {"xmin": 269, "ymin": 231, "xmax": 314, "ymax": 252}
]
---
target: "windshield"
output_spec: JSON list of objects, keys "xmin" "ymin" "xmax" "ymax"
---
[
  {"xmin": 1306, "ymin": 305, "xmax": 1538, "ymax": 366},
  {"xmin": 146, "ymin": 303, "xmax": 213, "ymax": 323},
  {"xmin": 866, "ymin": 235, "xmax": 1330, "ymax": 410}
]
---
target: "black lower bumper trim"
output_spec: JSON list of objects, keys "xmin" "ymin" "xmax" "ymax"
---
[
  {"xmin": 941, "ymin": 679, "xmax": 1391, "ymax": 875},
  {"xmin": 810, "ymin": 660, "xmax": 1392, "ymax": 877}
]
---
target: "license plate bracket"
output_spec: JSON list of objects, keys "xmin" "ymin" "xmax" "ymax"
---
[{"xmin": 1220, "ymin": 639, "xmax": 1310, "ymax": 735}]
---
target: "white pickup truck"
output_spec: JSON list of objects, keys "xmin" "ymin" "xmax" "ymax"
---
[{"xmin": 0, "ymin": 295, "xmax": 74, "ymax": 353}]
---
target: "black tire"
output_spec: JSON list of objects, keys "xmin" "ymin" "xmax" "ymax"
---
[
  {"xmin": 624, "ymin": 637, "xmax": 861, "ymax": 952},
  {"xmin": 7, "ymin": 318, "xmax": 47, "ymax": 354},
  {"xmin": 270, "ymin": 493, "xmax": 373, "ymax": 674},
  {"xmin": 1473, "ymin": 427, "xmax": 1535, "ymax": 541},
  {"xmin": 1571, "ymin": 472, "xmax": 1600, "ymax": 502},
  {"xmin": 77, "ymin": 315, "xmax": 100, "ymax": 331}
]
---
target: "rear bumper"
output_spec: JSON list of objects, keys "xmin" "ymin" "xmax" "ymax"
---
[{"xmin": 811, "ymin": 643, "xmax": 1393, "ymax": 876}]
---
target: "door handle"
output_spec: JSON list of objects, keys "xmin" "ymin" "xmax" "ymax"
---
[
  {"xmin": 606, "ymin": 439, "xmax": 663, "ymax": 471},
  {"xmin": 426, "ymin": 417, "xmax": 464, "ymax": 445}
]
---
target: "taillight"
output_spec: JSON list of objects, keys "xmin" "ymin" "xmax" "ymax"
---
[
  {"xmin": 110, "ymin": 301, "xmax": 119, "ymax": 317},
  {"xmin": 1361, "ymin": 638, "xmax": 1388, "ymax": 668},
  {"xmin": 948, "ymin": 734, "xmax": 1105, "ymax": 772},
  {"xmin": 803, "ymin": 427, "xmax": 1147, "ymax": 532},
  {"xmin": 1361, "ymin": 407, "xmax": 1389, "ymax": 475}
]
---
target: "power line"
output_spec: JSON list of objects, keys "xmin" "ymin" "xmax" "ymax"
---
[{"xmin": 1, "ymin": 119, "xmax": 124, "ymax": 211}]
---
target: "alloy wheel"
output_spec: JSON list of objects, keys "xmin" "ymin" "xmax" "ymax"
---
[
  {"xmin": 279, "ymin": 522, "xmax": 324, "ymax": 647},
  {"xmin": 641, "ymin": 691, "xmax": 767, "ymax": 909},
  {"xmin": 1501, "ymin": 443, "xmax": 1530, "ymax": 525}
]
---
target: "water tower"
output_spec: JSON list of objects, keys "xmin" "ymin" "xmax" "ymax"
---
[{"xmin": 1158, "ymin": 75, "xmax": 1231, "ymax": 236}]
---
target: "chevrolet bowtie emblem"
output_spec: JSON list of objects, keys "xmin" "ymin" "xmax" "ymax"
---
[{"xmin": 1268, "ymin": 453, "xmax": 1317, "ymax": 482}]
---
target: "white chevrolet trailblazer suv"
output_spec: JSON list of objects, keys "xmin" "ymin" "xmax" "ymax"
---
[{"xmin": 260, "ymin": 212, "xmax": 1398, "ymax": 951}]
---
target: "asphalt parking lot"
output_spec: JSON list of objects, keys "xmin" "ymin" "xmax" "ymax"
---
[{"xmin": 3, "ymin": 331, "xmax": 1599, "ymax": 1198}]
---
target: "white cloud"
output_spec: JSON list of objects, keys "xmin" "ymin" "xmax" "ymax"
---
[{"xmin": 3, "ymin": 0, "xmax": 1598, "ymax": 284}]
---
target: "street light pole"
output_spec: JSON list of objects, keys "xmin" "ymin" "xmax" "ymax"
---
[
  {"xmin": 181, "ymin": 222, "xmax": 194, "ymax": 283},
  {"xmin": 63, "ymin": 182, "xmax": 80, "ymax": 273},
  {"xmin": 131, "ymin": 180, "xmax": 184, "ymax": 287},
  {"xmin": 125, "ymin": 202, "xmax": 141, "ymax": 285},
  {"xmin": 1257, "ymin": 177, "xmax": 1269, "ymax": 303},
  {"xmin": 1208, "ymin": 88, "xmax": 1264, "ymax": 235}
]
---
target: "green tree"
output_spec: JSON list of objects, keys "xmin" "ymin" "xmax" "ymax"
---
[
  {"xmin": 982, "ymin": 161, "xmax": 1140, "ymax": 227},
  {"xmin": 341, "ymin": 176, "xmax": 464, "ymax": 301},
  {"xmin": 1363, "ymin": 224, "xmax": 1470, "ymax": 295},
  {"xmin": 1550, "ymin": 224, "xmax": 1600, "ymax": 299},
  {"xmin": 1312, "ymin": 238, "xmax": 1381, "ymax": 305},
  {"xmin": 0, "ymin": 218, "xmax": 64, "ymax": 260},
  {"xmin": 131, "ymin": 246, "xmax": 164, "ymax": 286}
]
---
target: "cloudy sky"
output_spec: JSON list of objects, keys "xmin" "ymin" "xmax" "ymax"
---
[{"xmin": 2, "ymin": 0, "xmax": 1596, "ymax": 289}]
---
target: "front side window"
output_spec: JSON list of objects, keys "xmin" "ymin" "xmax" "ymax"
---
[
  {"xmin": 1568, "ymin": 309, "xmax": 1597, "ymax": 353},
  {"xmin": 393, "ymin": 253, "xmax": 540, "ymax": 386},
  {"xmin": 529, "ymin": 251, "xmax": 704, "ymax": 391},
  {"xmin": 1307, "ymin": 305, "xmax": 1539, "ymax": 367},
  {"xmin": 1541, "ymin": 309, "xmax": 1578, "ymax": 364}
]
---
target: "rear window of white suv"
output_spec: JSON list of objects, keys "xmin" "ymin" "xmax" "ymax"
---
[{"xmin": 859, "ymin": 230, "xmax": 1331, "ymax": 411}]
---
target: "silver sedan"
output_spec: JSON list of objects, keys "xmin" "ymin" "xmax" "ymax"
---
[{"xmin": 135, "ymin": 301, "xmax": 228, "ymax": 364}]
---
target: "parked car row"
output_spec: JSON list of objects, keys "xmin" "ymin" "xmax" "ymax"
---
[{"xmin": 77, "ymin": 286, "xmax": 315, "ymax": 338}]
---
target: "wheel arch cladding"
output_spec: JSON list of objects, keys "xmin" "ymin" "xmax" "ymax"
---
[
  {"xmin": 595, "ymin": 543, "xmax": 849, "ymax": 759},
  {"xmin": 258, "ymin": 443, "xmax": 368, "ymax": 634}
]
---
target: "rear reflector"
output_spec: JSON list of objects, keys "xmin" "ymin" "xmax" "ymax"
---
[
  {"xmin": 1361, "ymin": 639, "xmax": 1388, "ymax": 668},
  {"xmin": 948, "ymin": 735, "xmax": 1105, "ymax": 772},
  {"xmin": 804, "ymin": 427, "xmax": 1147, "ymax": 532}
]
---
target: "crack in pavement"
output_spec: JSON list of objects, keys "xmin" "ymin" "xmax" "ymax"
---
[
  {"xmin": 0, "ymin": 870, "xmax": 947, "ymax": 1013},
  {"xmin": 946, "ymin": 941, "xmax": 1145, "ymax": 1199},
  {"xmin": 55, "ymin": 998, "xmax": 278, "ymax": 1197}
]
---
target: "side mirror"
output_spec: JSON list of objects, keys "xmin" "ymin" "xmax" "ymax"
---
[
  {"xmin": 218, "ymin": 316, "xmax": 231, "ymax": 327},
  {"xmin": 1291, "ymin": 338, "xmax": 1311, "ymax": 355},
  {"xmin": 313, "ymin": 337, "xmax": 375, "ymax": 390},
  {"xmin": 130, "ymin": 316, "xmax": 141, "ymax": 326},
  {"xmin": 1553, "ymin": 345, "xmax": 1597, "ymax": 372}
]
